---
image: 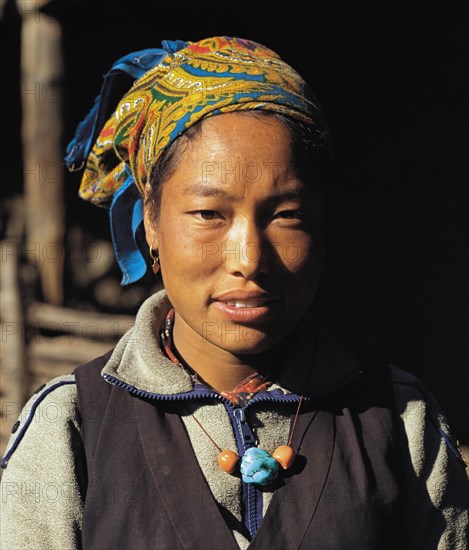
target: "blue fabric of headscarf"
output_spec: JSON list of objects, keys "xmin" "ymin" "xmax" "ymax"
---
[{"xmin": 64, "ymin": 40, "xmax": 188, "ymax": 284}]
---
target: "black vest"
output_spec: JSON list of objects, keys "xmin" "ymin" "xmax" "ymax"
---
[{"xmin": 74, "ymin": 352, "xmax": 405, "ymax": 550}]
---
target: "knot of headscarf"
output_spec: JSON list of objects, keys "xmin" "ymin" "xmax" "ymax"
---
[{"xmin": 65, "ymin": 36, "xmax": 329, "ymax": 284}]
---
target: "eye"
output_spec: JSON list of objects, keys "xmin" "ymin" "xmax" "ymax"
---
[
  {"xmin": 275, "ymin": 210, "xmax": 306, "ymax": 220},
  {"xmin": 197, "ymin": 210, "xmax": 220, "ymax": 220}
]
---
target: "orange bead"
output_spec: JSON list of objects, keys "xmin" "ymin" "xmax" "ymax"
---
[
  {"xmin": 272, "ymin": 445, "xmax": 296, "ymax": 470},
  {"xmin": 217, "ymin": 449, "xmax": 239, "ymax": 474}
]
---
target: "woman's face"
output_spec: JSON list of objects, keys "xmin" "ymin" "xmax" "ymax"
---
[{"xmin": 144, "ymin": 112, "xmax": 324, "ymax": 355}]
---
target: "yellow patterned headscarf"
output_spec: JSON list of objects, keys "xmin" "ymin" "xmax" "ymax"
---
[
  {"xmin": 65, "ymin": 36, "xmax": 329, "ymax": 284},
  {"xmin": 76, "ymin": 36, "xmax": 328, "ymax": 207}
]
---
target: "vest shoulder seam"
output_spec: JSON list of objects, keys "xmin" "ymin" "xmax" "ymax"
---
[{"xmin": 0, "ymin": 377, "xmax": 77, "ymax": 469}]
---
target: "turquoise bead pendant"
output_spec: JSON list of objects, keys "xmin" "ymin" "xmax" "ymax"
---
[{"xmin": 240, "ymin": 447, "xmax": 280, "ymax": 486}]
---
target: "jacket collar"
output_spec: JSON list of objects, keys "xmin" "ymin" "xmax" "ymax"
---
[{"xmin": 101, "ymin": 289, "xmax": 362, "ymax": 399}]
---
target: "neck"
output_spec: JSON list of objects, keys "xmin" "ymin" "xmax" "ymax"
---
[{"xmin": 171, "ymin": 313, "xmax": 287, "ymax": 393}]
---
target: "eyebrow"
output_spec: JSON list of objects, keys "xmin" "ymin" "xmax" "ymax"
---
[
  {"xmin": 184, "ymin": 184, "xmax": 235, "ymax": 199},
  {"xmin": 183, "ymin": 183, "xmax": 306, "ymax": 203}
]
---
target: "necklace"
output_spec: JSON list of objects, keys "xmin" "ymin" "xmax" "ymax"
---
[
  {"xmin": 160, "ymin": 307, "xmax": 304, "ymax": 486},
  {"xmin": 190, "ymin": 396, "xmax": 303, "ymax": 486}
]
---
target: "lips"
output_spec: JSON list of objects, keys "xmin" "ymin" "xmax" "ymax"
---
[{"xmin": 211, "ymin": 290, "xmax": 281, "ymax": 321}]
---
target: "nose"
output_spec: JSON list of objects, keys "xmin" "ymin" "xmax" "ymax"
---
[{"xmin": 223, "ymin": 217, "xmax": 269, "ymax": 279}]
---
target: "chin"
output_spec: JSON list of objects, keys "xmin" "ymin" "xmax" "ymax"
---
[{"xmin": 208, "ymin": 326, "xmax": 288, "ymax": 356}]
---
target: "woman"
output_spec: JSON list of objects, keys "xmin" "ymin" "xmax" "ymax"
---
[{"xmin": 1, "ymin": 36, "xmax": 468, "ymax": 549}]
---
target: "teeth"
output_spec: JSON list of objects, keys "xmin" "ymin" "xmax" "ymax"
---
[{"xmin": 226, "ymin": 299, "xmax": 261, "ymax": 308}]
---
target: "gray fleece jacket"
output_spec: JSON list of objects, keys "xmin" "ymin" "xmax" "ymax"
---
[{"xmin": 1, "ymin": 289, "xmax": 468, "ymax": 549}]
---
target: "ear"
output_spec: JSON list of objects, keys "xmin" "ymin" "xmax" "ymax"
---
[{"xmin": 143, "ymin": 183, "xmax": 159, "ymax": 249}]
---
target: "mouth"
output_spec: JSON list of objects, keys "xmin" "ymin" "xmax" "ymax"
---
[
  {"xmin": 211, "ymin": 295, "xmax": 281, "ymax": 322},
  {"xmin": 220, "ymin": 298, "xmax": 277, "ymax": 309}
]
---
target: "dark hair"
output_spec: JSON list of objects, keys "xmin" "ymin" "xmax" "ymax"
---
[{"xmin": 144, "ymin": 111, "xmax": 330, "ymax": 222}]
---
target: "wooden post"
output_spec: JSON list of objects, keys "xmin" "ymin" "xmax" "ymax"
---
[
  {"xmin": 0, "ymin": 198, "xmax": 27, "ymax": 461},
  {"xmin": 0, "ymin": 0, "xmax": 7, "ymax": 19},
  {"xmin": 17, "ymin": 0, "xmax": 64, "ymax": 305}
]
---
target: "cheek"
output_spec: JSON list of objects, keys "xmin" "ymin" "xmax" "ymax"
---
[
  {"xmin": 280, "ymin": 239, "xmax": 323, "ymax": 311},
  {"xmin": 158, "ymin": 219, "xmax": 220, "ymax": 283},
  {"xmin": 273, "ymin": 233, "xmax": 322, "ymax": 274}
]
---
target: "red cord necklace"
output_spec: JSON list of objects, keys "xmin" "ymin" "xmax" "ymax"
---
[{"xmin": 190, "ymin": 396, "xmax": 304, "ymax": 486}]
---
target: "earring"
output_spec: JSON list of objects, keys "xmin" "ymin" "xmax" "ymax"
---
[{"xmin": 149, "ymin": 247, "xmax": 160, "ymax": 274}]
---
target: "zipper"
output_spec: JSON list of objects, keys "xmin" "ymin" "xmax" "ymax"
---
[
  {"xmin": 102, "ymin": 372, "xmax": 228, "ymax": 403},
  {"xmin": 225, "ymin": 397, "xmax": 313, "ymax": 540},
  {"xmin": 233, "ymin": 407, "xmax": 257, "ymax": 447},
  {"xmin": 224, "ymin": 403, "xmax": 260, "ymax": 539},
  {"xmin": 229, "ymin": 395, "xmax": 307, "ymax": 538},
  {"xmin": 103, "ymin": 365, "xmax": 364, "ymax": 406}
]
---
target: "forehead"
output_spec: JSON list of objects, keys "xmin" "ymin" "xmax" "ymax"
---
[
  {"xmin": 157, "ymin": 111, "xmax": 323, "ymax": 206},
  {"xmin": 173, "ymin": 113, "xmax": 297, "ymax": 186},
  {"xmin": 190, "ymin": 112, "xmax": 292, "ymax": 161}
]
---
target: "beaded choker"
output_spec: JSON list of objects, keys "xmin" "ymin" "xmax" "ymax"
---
[{"xmin": 159, "ymin": 307, "xmax": 303, "ymax": 486}]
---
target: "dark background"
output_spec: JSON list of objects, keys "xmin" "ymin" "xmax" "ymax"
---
[{"xmin": 1, "ymin": 0, "xmax": 468, "ymax": 442}]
